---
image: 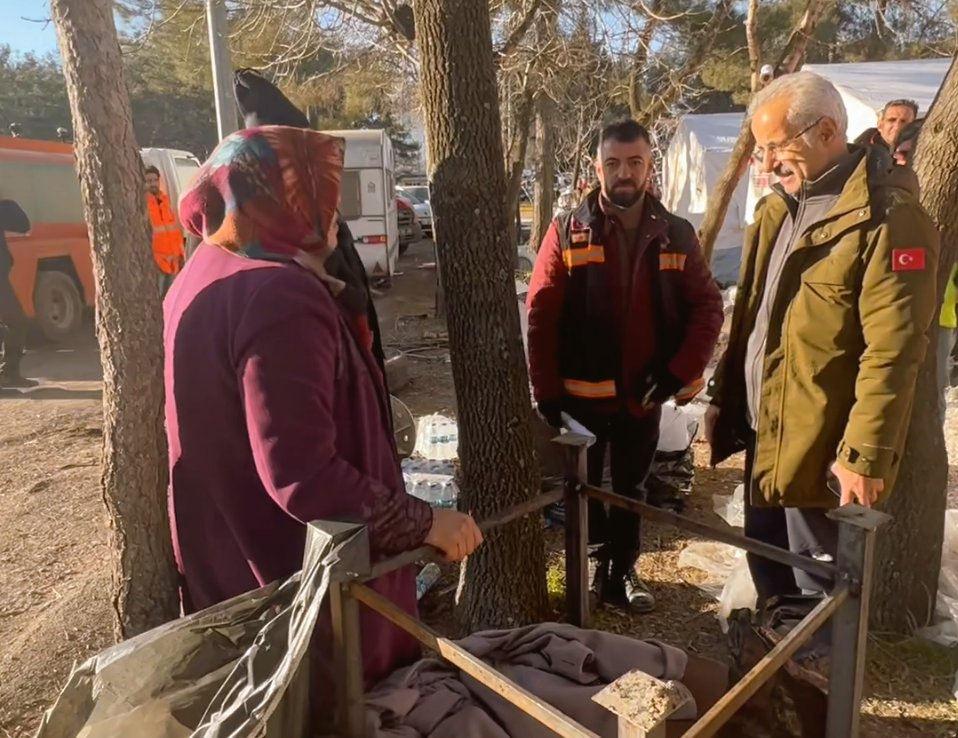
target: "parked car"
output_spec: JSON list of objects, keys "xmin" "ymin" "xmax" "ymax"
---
[
  {"xmin": 396, "ymin": 195, "xmax": 422, "ymax": 255},
  {"xmin": 396, "ymin": 186, "xmax": 432, "ymax": 236}
]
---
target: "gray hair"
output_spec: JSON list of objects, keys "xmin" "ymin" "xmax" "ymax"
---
[
  {"xmin": 881, "ymin": 98, "xmax": 919, "ymax": 118},
  {"xmin": 748, "ymin": 71, "xmax": 848, "ymax": 142}
]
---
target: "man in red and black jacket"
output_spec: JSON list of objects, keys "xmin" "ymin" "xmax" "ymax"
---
[{"xmin": 527, "ymin": 119, "xmax": 723, "ymax": 612}]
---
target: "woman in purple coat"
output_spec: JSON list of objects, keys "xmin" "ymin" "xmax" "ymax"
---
[{"xmin": 164, "ymin": 126, "xmax": 481, "ymax": 689}]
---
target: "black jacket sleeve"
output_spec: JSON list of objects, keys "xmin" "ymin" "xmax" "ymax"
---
[{"xmin": 0, "ymin": 200, "xmax": 30, "ymax": 234}]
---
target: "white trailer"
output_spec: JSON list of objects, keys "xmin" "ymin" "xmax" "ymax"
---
[{"xmin": 323, "ymin": 129, "xmax": 399, "ymax": 280}]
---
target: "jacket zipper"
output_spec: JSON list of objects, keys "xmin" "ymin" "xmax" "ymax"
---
[{"xmin": 771, "ymin": 302, "xmax": 794, "ymax": 502}]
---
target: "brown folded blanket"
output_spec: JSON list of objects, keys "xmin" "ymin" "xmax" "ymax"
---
[{"xmin": 365, "ymin": 622, "xmax": 705, "ymax": 737}]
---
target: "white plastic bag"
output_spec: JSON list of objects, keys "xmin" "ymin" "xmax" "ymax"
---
[
  {"xmin": 716, "ymin": 559, "xmax": 758, "ymax": 631},
  {"xmin": 712, "ymin": 483, "xmax": 745, "ymax": 528},
  {"xmin": 678, "ymin": 540, "xmax": 757, "ymax": 632},
  {"xmin": 658, "ymin": 401, "xmax": 699, "ymax": 453},
  {"xmin": 919, "ymin": 509, "xmax": 958, "ymax": 645}
]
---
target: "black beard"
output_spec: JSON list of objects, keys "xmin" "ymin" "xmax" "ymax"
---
[{"xmin": 609, "ymin": 189, "xmax": 641, "ymax": 208}]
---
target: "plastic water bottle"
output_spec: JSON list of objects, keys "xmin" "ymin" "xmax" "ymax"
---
[
  {"xmin": 413, "ymin": 414, "xmax": 459, "ymax": 460},
  {"xmin": 416, "ymin": 563, "xmax": 442, "ymax": 600}
]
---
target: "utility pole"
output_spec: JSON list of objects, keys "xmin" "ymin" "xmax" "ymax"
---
[{"xmin": 206, "ymin": 0, "xmax": 238, "ymax": 139}]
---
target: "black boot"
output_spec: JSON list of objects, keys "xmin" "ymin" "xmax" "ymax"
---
[
  {"xmin": 605, "ymin": 560, "xmax": 656, "ymax": 614},
  {"xmin": 589, "ymin": 551, "xmax": 610, "ymax": 606},
  {"xmin": 623, "ymin": 569, "xmax": 656, "ymax": 613}
]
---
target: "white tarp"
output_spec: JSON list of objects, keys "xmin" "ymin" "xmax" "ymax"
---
[
  {"xmin": 663, "ymin": 113, "xmax": 747, "ymax": 252},
  {"xmin": 804, "ymin": 58, "xmax": 950, "ymax": 141}
]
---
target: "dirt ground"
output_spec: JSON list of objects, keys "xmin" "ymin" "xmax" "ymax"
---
[{"xmin": 0, "ymin": 238, "xmax": 955, "ymax": 736}]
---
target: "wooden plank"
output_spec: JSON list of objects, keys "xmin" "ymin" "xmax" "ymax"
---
[
  {"xmin": 349, "ymin": 581, "xmax": 600, "ymax": 738},
  {"xmin": 682, "ymin": 589, "xmax": 847, "ymax": 738},
  {"xmin": 329, "ymin": 582, "xmax": 366, "ymax": 737},
  {"xmin": 582, "ymin": 484, "xmax": 838, "ymax": 582},
  {"xmin": 366, "ymin": 488, "xmax": 563, "ymax": 580}
]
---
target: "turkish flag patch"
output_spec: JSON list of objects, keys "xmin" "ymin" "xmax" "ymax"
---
[{"xmin": 892, "ymin": 248, "xmax": 926, "ymax": 272}]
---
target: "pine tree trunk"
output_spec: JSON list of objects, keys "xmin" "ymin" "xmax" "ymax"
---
[
  {"xmin": 50, "ymin": 0, "xmax": 180, "ymax": 639},
  {"xmin": 871, "ymin": 55, "xmax": 958, "ymax": 632},
  {"xmin": 531, "ymin": 95, "xmax": 556, "ymax": 250},
  {"xmin": 413, "ymin": 0, "xmax": 548, "ymax": 631}
]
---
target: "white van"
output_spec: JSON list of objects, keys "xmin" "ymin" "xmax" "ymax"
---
[
  {"xmin": 140, "ymin": 147, "xmax": 203, "ymax": 255},
  {"xmin": 322, "ymin": 129, "xmax": 398, "ymax": 280},
  {"xmin": 140, "ymin": 147, "xmax": 202, "ymax": 221}
]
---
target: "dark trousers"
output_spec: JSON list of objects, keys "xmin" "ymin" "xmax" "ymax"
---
[
  {"xmin": 0, "ymin": 271, "xmax": 26, "ymax": 376},
  {"xmin": 576, "ymin": 407, "xmax": 660, "ymax": 577},
  {"xmin": 743, "ymin": 445, "xmax": 838, "ymax": 602}
]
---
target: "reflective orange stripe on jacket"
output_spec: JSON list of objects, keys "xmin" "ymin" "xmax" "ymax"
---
[
  {"xmin": 562, "ymin": 244, "xmax": 605, "ymax": 269},
  {"xmin": 659, "ymin": 252, "xmax": 687, "ymax": 271},
  {"xmin": 562, "ymin": 378, "xmax": 616, "ymax": 399}
]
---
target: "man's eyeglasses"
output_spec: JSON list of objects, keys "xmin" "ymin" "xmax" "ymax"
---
[{"xmin": 753, "ymin": 117, "xmax": 824, "ymax": 162}]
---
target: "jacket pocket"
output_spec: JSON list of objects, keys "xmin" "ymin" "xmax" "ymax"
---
[
  {"xmin": 791, "ymin": 278, "xmax": 857, "ymax": 355},
  {"xmin": 801, "ymin": 280, "xmax": 854, "ymax": 303}
]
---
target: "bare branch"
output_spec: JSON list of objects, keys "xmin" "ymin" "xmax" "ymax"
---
[
  {"xmin": 746, "ymin": 0, "xmax": 762, "ymax": 92},
  {"xmin": 635, "ymin": 0, "xmax": 735, "ymax": 127},
  {"xmin": 497, "ymin": 0, "xmax": 543, "ymax": 57},
  {"xmin": 776, "ymin": 0, "xmax": 832, "ymax": 73}
]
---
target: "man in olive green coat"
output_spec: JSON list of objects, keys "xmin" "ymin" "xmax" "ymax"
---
[{"xmin": 706, "ymin": 71, "xmax": 939, "ymax": 602}]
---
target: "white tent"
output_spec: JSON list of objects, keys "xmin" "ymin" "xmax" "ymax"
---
[
  {"xmin": 804, "ymin": 58, "xmax": 949, "ymax": 141},
  {"xmin": 662, "ymin": 112, "xmax": 747, "ymax": 284}
]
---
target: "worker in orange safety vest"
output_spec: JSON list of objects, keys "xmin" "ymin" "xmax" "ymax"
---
[{"xmin": 145, "ymin": 165, "xmax": 185, "ymax": 294}]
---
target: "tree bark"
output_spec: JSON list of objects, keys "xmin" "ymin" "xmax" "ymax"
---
[
  {"xmin": 505, "ymin": 86, "xmax": 535, "ymax": 249},
  {"xmin": 699, "ymin": 0, "xmax": 829, "ymax": 263},
  {"xmin": 50, "ymin": 0, "xmax": 180, "ymax": 639},
  {"xmin": 531, "ymin": 93, "xmax": 556, "ymax": 250},
  {"xmin": 871, "ymin": 54, "xmax": 958, "ymax": 633},
  {"xmin": 413, "ymin": 0, "xmax": 548, "ymax": 631}
]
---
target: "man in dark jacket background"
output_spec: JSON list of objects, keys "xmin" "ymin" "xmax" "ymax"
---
[
  {"xmin": 527, "ymin": 119, "xmax": 724, "ymax": 612},
  {"xmin": 853, "ymin": 98, "xmax": 918, "ymax": 150},
  {"xmin": 0, "ymin": 198, "xmax": 36, "ymax": 389}
]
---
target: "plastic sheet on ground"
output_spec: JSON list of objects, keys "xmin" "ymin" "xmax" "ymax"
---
[
  {"xmin": 918, "ymin": 509, "xmax": 958, "ymax": 646},
  {"xmin": 413, "ymin": 414, "xmax": 459, "ymax": 460},
  {"xmin": 36, "ymin": 521, "xmax": 366, "ymax": 738},
  {"xmin": 678, "ymin": 541, "xmax": 757, "ymax": 633},
  {"xmin": 712, "ymin": 483, "xmax": 745, "ymax": 528}
]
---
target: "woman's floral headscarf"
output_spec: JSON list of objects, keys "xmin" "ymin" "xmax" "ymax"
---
[{"xmin": 179, "ymin": 126, "xmax": 344, "ymax": 260}]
